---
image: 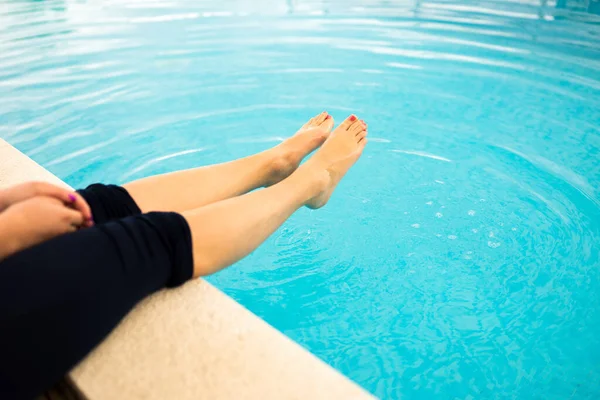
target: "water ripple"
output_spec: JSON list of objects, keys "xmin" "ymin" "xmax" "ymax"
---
[
  {"xmin": 1, "ymin": 0, "xmax": 600, "ymax": 399},
  {"xmin": 392, "ymin": 149, "xmax": 453, "ymax": 162}
]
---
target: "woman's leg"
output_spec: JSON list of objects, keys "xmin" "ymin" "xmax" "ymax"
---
[
  {"xmin": 124, "ymin": 113, "xmax": 334, "ymax": 213},
  {"xmin": 0, "ymin": 116, "xmax": 366, "ymax": 398},
  {"xmin": 0, "ymin": 211, "xmax": 193, "ymax": 399},
  {"xmin": 184, "ymin": 115, "xmax": 368, "ymax": 277}
]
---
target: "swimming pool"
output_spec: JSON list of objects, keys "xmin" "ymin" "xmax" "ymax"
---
[{"xmin": 1, "ymin": 0, "xmax": 599, "ymax": 398}]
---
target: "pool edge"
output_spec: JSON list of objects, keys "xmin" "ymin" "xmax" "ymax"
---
[{"xmin": 0, "ymin": 139, "xmax": 375, "ymax": 400}]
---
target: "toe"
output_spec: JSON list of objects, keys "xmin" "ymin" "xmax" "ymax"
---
[
  {"xmin": 356, "ymin": 130, "xmax": 367, "ymax": 142},
  {"xmin": 302, "ymin": 112, "xmax": 329, "ymax": 130},
  {"xmin": 319, "ymin": 114, "xmax": 334, "ymax": 132},
  {"xmin": 350, "ymin": 121, "xmax": 366, "ymax": 136},
  {"xmin": 313, "ymin": 112, "xmax": 328, "ymax": 126},
  {"xmin": 347, "ymin": 118, "xmax": 365, "ymax": 133},
  {"xmin": 338, "ymin": 114, "xmax": 358, "ymax": 131}
]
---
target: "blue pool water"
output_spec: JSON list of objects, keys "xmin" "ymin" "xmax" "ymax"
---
[{"xmin": 1, "ymin": 0, "xmax": 600, "ymax": 398}]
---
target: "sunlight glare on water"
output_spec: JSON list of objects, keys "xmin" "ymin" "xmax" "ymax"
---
[{"xmin": 1, "ymin": 0, "xmax": 600, "ymax": 398}]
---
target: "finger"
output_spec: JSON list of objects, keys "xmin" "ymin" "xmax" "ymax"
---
[
  {"xmin": 40, "ymin": 184, "xmax": 93, "ymax": 224},
  {"xmin": 29, "ymin": 182, "xmax": 94, "ymax": 225},
  {"xmin": 67, "ymin": 192, "xmax": 93, "ymax": 224},
  {"xmin": 35, "ymin": 182, "xmax": 72, "ymax": 201},
  {"xmin": 34, "ymin": 182, "xmax": 76, "ymax": 204},
  {"xmin": 62, "ymin": 208, "xmax": 85, "ymax": 229},
  {"xmin": 1, "ymin": 181, "xmax": 63, "ymax": 210}
]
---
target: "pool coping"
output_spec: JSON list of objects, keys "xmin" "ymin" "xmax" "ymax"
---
[{"xmin": 0, "ymin": 139, "xmax": 375, "ymax": 400}]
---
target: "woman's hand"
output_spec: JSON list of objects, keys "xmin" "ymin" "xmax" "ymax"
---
[
  {"xmin": 0, "ymin": 181, "xmax": 93, "ymax": 223},
  {"xmin": 0, "ymin": 196, "xmax": 89, "ymax": 261}
]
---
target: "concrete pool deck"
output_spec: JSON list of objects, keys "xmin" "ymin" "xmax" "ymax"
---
[{"xmin": 0, "ymin": 138, "xmax": 374, "ymax": 400}]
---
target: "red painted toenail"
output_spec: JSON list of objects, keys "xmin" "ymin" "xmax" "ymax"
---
[
  {"xmin": 326, "ymin": 115, "xmax": 331, "ymax": 119},
  {"xmin": 349, "ymin": 115, "xmax": 357, "ymax": 121}
]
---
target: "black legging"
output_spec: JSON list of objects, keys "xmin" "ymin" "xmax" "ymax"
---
[{"xmin": 0, "ymin": 184, "xmax": 194, "ymax": 399}]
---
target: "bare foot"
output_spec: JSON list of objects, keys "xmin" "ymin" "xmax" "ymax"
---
[
  {"xmin": 300, "ymin": 115, "xmax": 368, "ymax": 209},
  {"xmin": 265, "ymin": 112, "xmax": 335, "ymax": 185}
]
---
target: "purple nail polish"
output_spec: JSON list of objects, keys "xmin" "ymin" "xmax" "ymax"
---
[{"xmin": 68, "ymin": 194, "xmax": 76, "ymax": 202}]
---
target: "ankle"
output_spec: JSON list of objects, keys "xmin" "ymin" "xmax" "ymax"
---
[
  {"xmin": 289, "ymin": 165, "xmax": 329, "ymax": 203},
  {"xmin": 263, "ymin": 148, "xmax": 297, "ymax": 186}
]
